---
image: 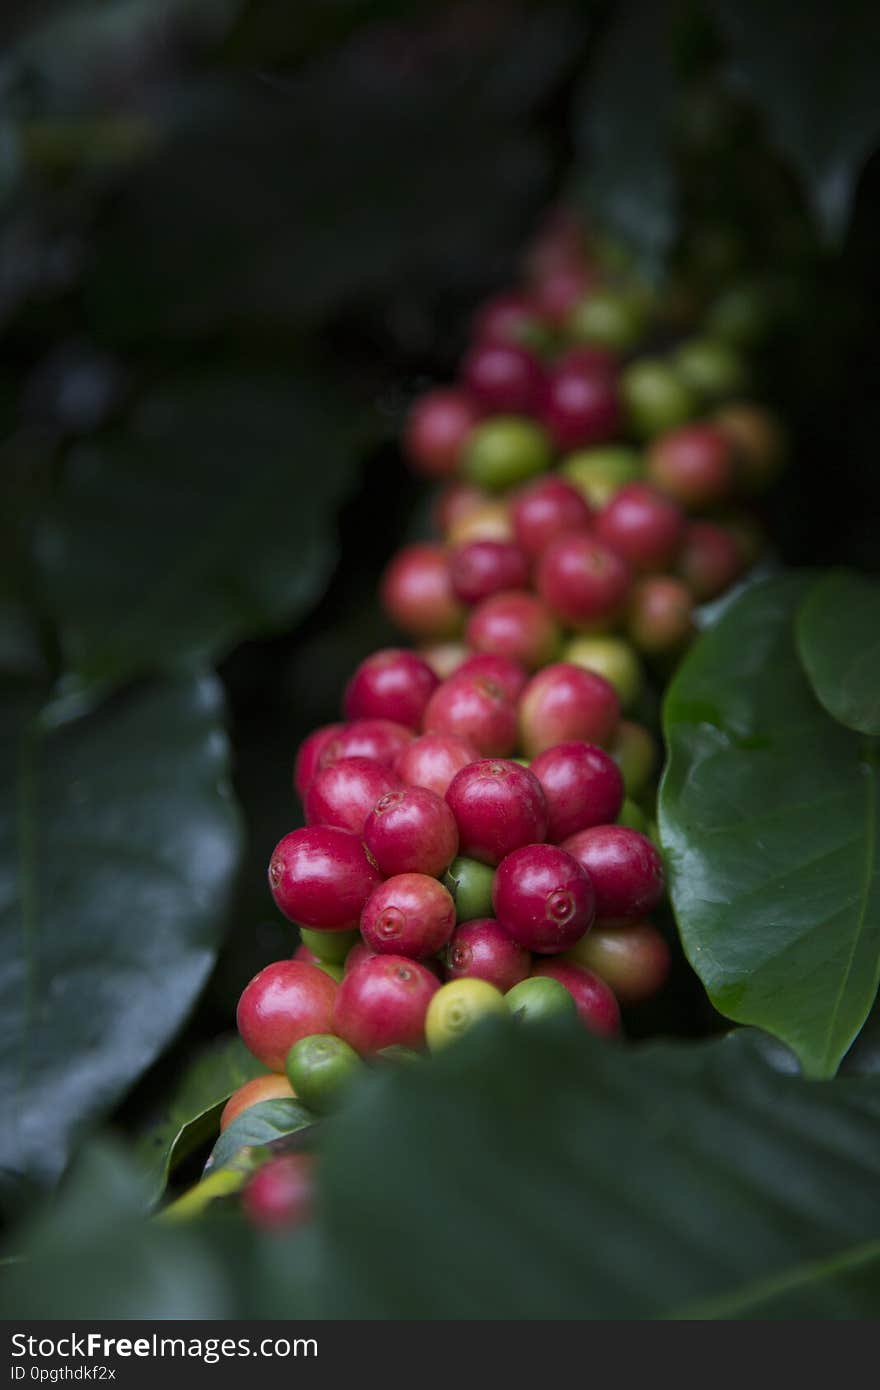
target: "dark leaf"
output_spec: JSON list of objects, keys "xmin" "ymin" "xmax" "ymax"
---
[
  {"xmin": 796, "ymin": 569, "xmax": 880, "ymax": 736},
  {"xmin": 204, "ymin": 1098, "xmax": 316, "ymax": 1175}
]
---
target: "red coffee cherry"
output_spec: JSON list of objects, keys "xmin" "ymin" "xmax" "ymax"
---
[
  {"xmin": 541, "ymin": 359, "xmax": 621, "ymax": 450},
  {"xmin": 595, "ymin": 482, "xmax": 685, "ymax": 573},
  {"xmin": 423, "ymin": 672, "xmax": 518, "ymax": 757},
  {"xmin": 450, "ymin": 539, "xmax": 530, "ymax": 605},
  {"xmin": 394, "ymin": 731, "xmax": 479, "ymax": 798},
  {"xmin": 304, "ymin": 757, "xmax": 400, "ymax": 836},
  {"xmin": 237, "ymin": 960, "xmax": 338, "ymax": 1070},
  {"xmin": 561, "ymin": 825, "xmax": 664, "ymax": 924},
  {"xmin": 446, "ymin": 759, "xmax": 548, "ymax": 866},
  {"xmin": 646, "ymin": 423, "xmax": 737, "ymax": 510},
  {"xmin": 472, "ymin": 291, "xmax": 542, "ymax": 346},
  {"xmin": 344, "ymin": 648, "xmax": 439, "ymax": 730},
  {"xmin": 627, "ymin": 576, "xmax": 695, "ymax": 653},
  {"xmin": 269, "ymin": 826, "xmax": 382, "ymax": 929},
  {"xmin": 530, "ymin": 740, "xmax": 624, "ymax": 842},
  {"xmin": 465, "ymin": 590, "xmax": 560, "ymax": 671},
  {"xmin": 242, "ymin": 1154, "xmax": 314, "ymax": 1232},
  {"xmin": 492, "ymin": 843, "xmax": 595, "ymax": 953},
  {"xmin": 381, "ymin": 542, "xmax": 464, "ymax": 640},
  {"xmin": 531, "ymin": 959, "xmax": 621, "ymax": 1035},
  {"xmin": 403, "ymin": 388, "xmax": 480, "ymax": 479},
  {"xmin": 364, "ymin": 786, "xmax": 459, "ymax": 878},
  {"xmin": 536, "ymin": 532, "xmax": 632, "ymax": 629},
  {"xmin": 445, "ymin": 918, "xmax": 531, "ymax": 992},
  {"xmin": 293, "ymin": 722, "xmax": 344, "ymax": 800},
  {"xmin": 453, "ymin": 652, "xmax": 529, "ymax": 702},
  {"xmin": 461, "ymin": 342, "xmax": 545, "ymax": 415},
  {"xmin": 567, "ymin": 920, "xmax": 671, "ymax": 1004},
  {"xmin": 511, "ymin": 476, "xmax": 594, "ymax": 559},
  {"xmin": 519, "ymin": 662, "xmax": 620, "ymax": 757},
  {"xmin": 360, "ymin": 873, "xmax": 456, "ymax": 958},
  {"xmin": 333, "ymin": 954, "xmax": 440, "ymax": 1053},
  {"xmin": 319, "ymin": 718, "xmax": 413, "ymax": 771},
  {"xmin": 434, "ymin": 481, "xmax": 490, "ymax": 538},
  {"xmin": 677, "ymin": 520, "xmax": 746, "ymax": 601}
]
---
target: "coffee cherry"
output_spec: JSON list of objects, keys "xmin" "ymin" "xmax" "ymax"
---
[
  {"xmin": 435, "ymin": 481, "xmax": 490, "ymax": 538},
  {"xmin": 621, "ymin": 358, "xmax": 696, "ymax": 438},
  {"xmin": 453, "ymin": 652, "xmax": 529, "ymax": 702},
  {"xmin": 674, "ymin": 336, "xmax": 748, "ymax": 402},
  {"xmin": 294, "ymin": 723, "xmax": 345, "ymax": 800},
  {"xmin": 677, "ymin": 520, "xmax": 746, "ymax": 601},
  {"xmin": 617, "ymin": 798, "xmax": 648, "ymax": 832},
  {"xmin": 425, "ymin": 978, "xmax": 507, "ymax": 1050},
  {"xmin": 646, "ymin": 423, "xmax": 736, "ymax": 511},
  {"xmin": 531, "ymin": 960, "xmax": 621, "ymax": 1035},
  {"xmin": 493, "ymin": 843, "xmax": 595, "ymax": 953},
  {"xmin": 609, "ymin": 721, "xmax": 656, "ymax": 798},
  {"xmin": 568, "ymin": 288, "xmax": 646, "ymax": 352},
  {"xmin": 242, "ymin": 1154, "xmax": 313, "ymax": 1232},
  {"xmin": 344, "ymin": 648, "xmax": 439, "ymax": 730},
  {"xmin": 461, "ymin": 342, "xmax": 545, "ymax": 415},
  {"xmin": 463, "ymin": 416, "xmax": 553, "ymax": 492},
  {"xmin": 304, "ymin": 756, "xmax": 400, "ymax": 836},
  {"xmin": 404, "ymin": 388, "xmax": 480, "ymax": 478},
  {"xmin": 381, "ymin": 543, "xmax": 464, "ymax": 640},
  {"xmin": 713, "ymin": 401, "xmax": 786, "ymax": 493},
  {"xmin": 299, "ymin": 926, "xmax": 359, "ymax": 965},
  {"xmin": 361, "ymin": 873, "xmax": 456, "ymax": 958},
  {"xmin": 533, "ymin": 264, "xmax": 594, "ymax": 324},
  {"xmin": 541, "ymin": 359, "xmax": 620, "ymax": 451},
  {"xmin": 562, "ymin": 446, "xmax": 642, "ymax": 508},
  {"xmin": 294, "ymin": 943, "xmax": 343, "ymax": 980},
  {"xmin": 320, "ymin": 719, "xmax": 414, "ymax": 771},
  {"xmin": 418, "ymin": 641, "xmax": 468, "ymax": 680},
  {"xmin": 536, "ymin": 533, "xmax": 632, "ymax": 629},
  {"xmin": 285, "ymin": 1033, "xmax": 363, "ymax": 1113},
  {"xmin": 220, "ymin": 1074, "xmax": 295, "ymax": 1132},
  {"xmin": 506, "ymin": 975, "xmax": 577, "ymax": 1023},
  {"xmin": 450, "ymin": 539, "xmax": 530, "ymax": 605},
  {"xmin": 447, "ymin": 498, "xmax": 515, "ymax": 545},
  {"xmin": 364, "ymin": 786, "xmax": 459, "ymax": 877},
  {"xmin": 394, "ymin": 731, "xmax": 478, "ymax": 798},
  {"xmin": 465, "ymin": 590, "xmax": 560, "ymax": 671},
  {"xmin": 333, "ymin": 954, "xmax": 439, "ymax": 1053},
  {"xmin": 530, "ymin": 741, "xmax": 624, "ymax": 842},
  {"xmin": 269, "ymin": 826, "xmax": 382, "ymax": 929},
  {"xmin": 595, "ymin": 483, "xmax": 685, "ymax": 573},
  {"xmin": 472, "ymin": 291, "xmax": 543, "ymax": 346},
  {"xmin": 442, "ymin": 855, "xmax": 496, "ymax": 922},
  {"xmin": 510, "ymin": 476, "xmax": 593, "ymax": 558},
  {"xmin": 562, "ymin": 634, "xmax": 643, "ymax": 709},
  {"xmin": 344, "ymin": 940, "xmax": 376, "ymax": 975},
  {"xmin": 446, "ymin": 759, "xmax": 548, "ymax": 866},
  {"xmin": 423, "ymin": 672, "xmax": 518, "ymax": 757},
  {"xmin": 561, "ymin": 825, "xmax": 664, "ymax": 924},
  {"xmin": 445, "ymin": 918, "xmax": 531, "ymax": 992},
  {"xmin": 519, "ymin": 663, "xmax": 620, "ymax": 757},
  {"xmin": 566, "ymin": 921, "xmax": 670, "ymax": 1004},
  {"xmin": 627, "ymin": 576, "xmax": 695, "ymax": 653},
  {"xmin": 237, "ymin": 960, "xmax": 338, "ymax": 1070}
]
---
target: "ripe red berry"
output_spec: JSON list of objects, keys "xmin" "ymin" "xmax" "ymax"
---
[
  {"xmin": 677, "ymin": 520, "xmax": 746, "ymax": 601},
  {"xmin": 364, "ymin": 786, "xmax": 459, "ymax": 878},
  {"xmin": 237, "ymin": 960, "xmax": 338, "ymax": 1070},
  {"xmin": 293, "ymin": 722, "xmax": 344, "ymax": 800},
  {"xmin": 242, "ymin": 1154, "xmax": 314, "ymax": 1232},
  {"xmin": 403, "ymin": 388, "xmax": 480, "ymax": 479},
  {"xmin": 511, "ymin": 476, "xmax": 594, "ymax": 559},
  {"xmin": 453, "ymin": 652, "xmax": 529, "ymax": 702},
  {"xmin": 627, "ymin": 576, "xmax": 695, "ymax": 653},
  {"xmin": 555, "ymin": 344, "xmax": 619, "ymax": 377},
  {"xmin": 220, "ymin": 1074, "xmax": 295, "ymax": 1132},
  {"xmin": 465, "ymin": 590, "xmax": 560, "ymax": 671},
  {"xmin": 567, "ymin": 920, "xmax": 671, "ymax": 1004},
  {"xmin": 536, "ymin": 533, "xmax": 632, "ymax": 629},
  {"xmin": 646, "ymin": 423, "xmax": 736, "ymax": 510},
  {"xmin": 461, "ymin": 342, "xmax": 545, "ymax": 415},
  {"xmin": 445, "ymin": 918, "xmax": 531, "ymax": 991},
  {"xmin": 492, "ymin": 843, "xmax": 595, "ymax": 953},
  {"xmin": 344, "ymin": 648, "xmax": 439, "ymax": 730},
  {"xmin": 381, "ymin": 543, "xmax": 464, "ymax": 640},
  {"xmin": 472, "ymin": 291, "xmax": 541, "ymax": 346},
  {"xmin": 344, "ymin": 940, "xmax": 376, "ymax": 975},
  {"xmin": 320, "ymin": 718, "xmax": 413, "ymax": 771},
  {"xmin": 360, "ymin": 873, "xmax": 456, "ymax": 958},
  {"xmin": 519, "ymin": 663, "xmax": 620, "ymax": 757},
  {"xmin": 595, "ymin": 483, "xmax": 685, "ymax": 573},
  {"xmin": 561, "ymin": 825, "xmax": 664, "ymax": 924},
  {"xmin": 530, "ymin": 741, "xmax": 624, "ymax": 842},
  {"xmin": 394, "ymin": 731, "xmax": 478, "ymax": 798},
  {"xmin": 269, "ymin": 826, "xmax": 382, "ymax": 929},
  {"xmin": 434, "ymin": 481, "xmax": 489, "ymax": 538},
  {"xmin": 541, "ymin": 360, "xmax": 621, "ymax": 451},
  {"xmin": 450, "ymin": 539, "xmax": 530, "ymax": 605},
  {"xmin": 446, "ymin": 759, "xmax": 548, "ymax": 866},
  {"xmin": 423, "ymin": 672, "xmax": 518, "ymax": 757},
  {"xmin": 533, "ymin": 265, "xmax": 594, "ymax": 325},
  {"xmin": 531, "ymin": 960, "xmax": 621, "ymax": 1035},
  {"xmin": 333, "ymin": 954, "xmax": 440, "ymax": 1053},
  {"xmin": 304, "ymin": 756, "xmax": 400, "ymax": 836}
]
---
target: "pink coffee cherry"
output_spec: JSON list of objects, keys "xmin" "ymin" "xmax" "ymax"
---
[
  {"xmin": 568, "ymin": 920, "xmax": 671, "ymax": 1004},
  {"xmin": 646, "ymin": 423, "xmax": 737, "ymax": 510},
  {"xmin": 511, "ymin": 476, "xmax": 594, "ymax": 558},
  {"xmin": 269, "ymin": 826, "xmax": 382, "ymax": 929},
  {"xmin": 344, "ymin": 648, "xmax": 439, "ymax": 730},
  {"xmin": 450, "ymin": 539, "xmax": 530, "ymax": 605},
  {"xmin": 453, "ymin": 652, "xmax": 529, "ymax": 702},
  {"xmin": 403, "ymin": 388, "xmax": 481, "ymax": 479},
  {"xmin": 320, "ymin": 718, "xmax": 413, "ymax": 771},
  {"xmin": 541, "ymin": 359, "xmax": 621, "ymax": 450},
  {"xmin": 561, "ymin": 824, "xmax": 664, "ymax": 924},
  {"xmin": 531, "ymin": 959, "xmax": 621, "ymax": 1036},
  {"xmin": 381, "ymin": 542, "xmax": 464, "ymax": 640},
  {"xmin": 536, "ymin": 532, "xmax": 632, "ymax": 629},
  {"xmin": 423, "ymin": 672, "xmax": 518, "ymax": 757},
  {"xmin": 242, "ymin": 1154, "xmax": 314, "ymax": 1232},
  {"xmin": 492, "ymin": 843, "xmax": 595, "ymax": 953},
  {"xmin": 344, "ymin": 940, "xmax": 376, "ymax": 975},
  {"xmin": 445, "ymin": 918, "xmax": 531, "ymax": 991},
  {"xmin": 394, "ymin": 732, "xmax": 479, "ymax": 798},
  {"xmin": 533, "ymin": 264, "xmax": 594, "ymax": 325},
  {"xmin": 530, "ymin": 741, "xmax": 624, "ymax": 842},
  {"xmin": 304, "ymin": 756, "xmax": 400, "ymax": 836},
  {"xmin": 519, "ymin": 662, "xmax": 620, "ymax": 758},
  {"xmin": 237, "ymin": 959, "xmax": 338, "ymax": 1070},
  {"xmin": 465, "ymin": 590, "xmax": 560, "ymax": 671},
  {"xmin": 595, "ymin": 483, "xmax": 685, "ymax": 573},
  {"xmin": 446, "ymin": 758, "xmax": 548, "ymax": 866},
  {"xmin": 461, "ymin": 341, "xmax": 546, "ymax": 415},
  {"xmin": 333, "ymin": 954, "xmax": 440, "ymax": 1052},
  {"xmin": 627, "ymin": 576, "xmax": 695, "ymax": 653},
  {"xmin": 364, "ymin": 786, "xmax": 459, "ymax": 878},
  {"xmin": 677, "ymin": 520, "xmax": 746, "ymax": 601},
  {"xmin": 360, "ymin": 872, "xmax": 456, "ymax": 958},
  {"xmin": 434, "ymin": 480, "xmax": 490, "ymax": 537},
  {"xmin": 293, "ymin": 722, "xmax": 344, "ymax": 800}
]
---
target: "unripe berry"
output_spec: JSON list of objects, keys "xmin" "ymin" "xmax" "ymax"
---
[
  {"xmin": 364, "ymin": 786, "xmax": 459, "ymax": 878},
  {"xmin": 320, "ymin": 719, "xmax": 413, "ymax": 771},
  {"xmin": 621, "ymin": 358, "xmax": 696, "ymax": 439},
  {"xmin": 493, "ymin": 843, "xmax": 595, "ymax": 953},
  {"xmin": 220, "ymin": 1074, "xmax": 295, "ymax": 1132},
  {"xmin": 463, "ymin": 416, "xmax": 553, "ymax": 492},
  {"xmin": 674, "ymin": 336, "xmax": 748, "ymax": 402},
  {"xmin": 713, "ymin": 402, "xmax": 786, "ymax": 493},
  {"xmin": 360, "ymin": 873, "xmax": 456, "ymax": 958},
  {"xmin": 562, "ymin": 634, "xmax": 643, "ymax": 709},
  {"xmin": 446, "ymin": 758, "xmax": 548, "ymax": 866},
  {"xmin": 617, "ymin": 798, "xmax": 648, "ymax": 832},
  {"xmin": 531, "ymin": 959, "xmax": 621, "ymax": 1035},
  {"xmin": 344, "ymin": 648, "xmax": 438, "ymax": 730},
  {"xmin": 299, "ymin": 926, "xmax": 359, "ymax": 965},
  {"xmin": 294, "ymin": 723, "xmax": 344, "ymax": 800},
  {"xmin": 381, "ymin": 543, "xmax": 464, "ymax": 640},
  {"xmin": 566, "ymin": 921, "xmax": 670, "ymax": 1004},
  {"xmin": 506, "ymin": 975, "xmax": 577, "ymax": 1023},
  {"xmin": 242, "ymin": 1154, "xmax": 313, "ymax": 1232},
  {"xmin": 510, "ymin": 476, "xmax": 593, "ymax": 558},
  {"xmin": 646, "ymin": 424, "xmax": 736, "ymax": 511},
  {"xmin": 568, "ymin": 288, "xmax": 647, "ymax": 352},
  {"xmin": 450, "ymin": 539, "xmax": 530, "ymax": 605},
  {"xmin": 677, "ymin": 520, "xmax": 746, "ymax": 601},
  {"xmin": 442, "ymin": 855, "xmax": 496, "ymax": 923},
  {"xmin": 447, "ymin": 499, "xmax": 515, "ymax": 545},
  {"xmin": 536, "ymin": 533, "xmax": 632, "ymax": 629},
  {"xmin": 418, "ymin": 641, "xmax": 468, "ymax": 680},
  {"xmin": 609, "ymin": 721, "xmax": 657, "ymax": 798},
  {"xmin": 561, "ymin": 825, "xmax": 664, "ymax": 924},
  {"xmin": 333, "ymin": 954, "xmax": 439, "ymax": 1053},
  {"xmin": 304, "ymin": 756, "xmax": 400, "ymax": 836},
  {"xmin": 541, "ymin": 359, "xmax": 621, "ymax": 451},
  {"xmin": 445, "ymin": 918, "xmax": 531, "ymax": 992},
  {"xmin": 423, "ymin": 672, "xmax": 518, "ymax": 757},
  {"xmin": 627, "ymin": 576, "xmax": 695, "ymax": 653},
  {"xmin": 404, "ymin": 388, "xmax": 480, "ymax": 478},
  {"xmin": 293, "ymin": 944, "xmax": 344, "ymax": 982},
  {"xmin": 461, "ymin": 342, "xmax": 545, "ymax": 415},
  {"xmin": 465, "ymin": 590, "xmax": 560, "ymax": 671},
  {"xmin": 454, "ymin": 652, "xmax": 529, "ymax": 702},
  {"xmin": 237, "ymin": 960, "xmax": 338, "ymax": 1070},
  {"xmin": 394, "ymin": 731, "xmax": 478, "ymax": 798},
  {"xmin": 425, "ymin": 978, "xmax": 507, "ymax": 1050},
  {"xmin": 519, "ymin": 663, "xmax": 620, "ymax": 758},
  {"xmin": 285, "ymin": 1033, "xmax": 363, "ymax": 1113},
  {"xmin": 530, "ymin": 741, "xmax": 624, "ymax": 842},
  {"xmin": 269, "ymin": 826, "xmax": 382, "ymax": 929},
  {"xmin": 435, "ymin": 481, "xmax": 490, "ymax": 538},
  {"xmin": 595, "ymin": 483, "xmax": 685, "ymax": 573},
  {"xmin": 562, "ymin": 446, "xmax": 642, "ymax": 508}
]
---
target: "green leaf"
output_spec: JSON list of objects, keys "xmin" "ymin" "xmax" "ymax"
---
[
  {"xmin": 204, "ymin": 1098, "xmax": 316, "ymax": 1176},
  {"xmin": 659, "ymin": 573, "xmax": 880, "ymax": 1078},
  {"xmin": 39, "ymin": 371, "xmax": 358, "ymax": 699},
  {"xmin": 712, "ymin": 0, "xmax": 880, "ymax": 241},
  {"xmin": 797, "ymin": 569, "xmax": 880, "ymax": 736},
  {"xmin": 0, "ymin": 672, "xmax": 241, "ymax": 1189},
  {"xmin": 136, "ymin": 1036, "xmax": 266, "ymax": 1205}
]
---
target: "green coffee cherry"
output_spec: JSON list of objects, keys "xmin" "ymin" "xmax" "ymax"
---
[
  {"xmin": 561, "ymin": 446, "xmax": 642, "ymax": 508},
  {"xmin": 562, "ymin": 634, "xmax": 644, "ymax": 710},
  {"xmin": 374, "ymin": 1045, "xmax": 423, "ymax": 1066},
  {"xmin": 299, "ymin": 927, "xmax": 359, "ymax": 965},
  {"xmin": 674, "ymin": 337, "xmax": 748, "ymax": 402},
  {"xmin": 314, "ymin": 960, "xmax": 345, "ymax": 983},
  {"xmin": 506, "ymin": 976, "xmax": 577, "ymax": 1023},
  {"xmin": 610, "ymin": 721, "xmax": 657, "ymax": 797},
  {"xmin": 425, "ymin": 979, "xmax": 507, "ymax": 1050},
  {"xmin": 285, "ymin": 1033, "xmax": 363, "ymax": 1113},
  {"xmin": 442, "ymin": 855, "xmax": 496, "ymax": 923},
  {"xmin": 463, "ymin": 417, "xmax": 552, "ymax": 492},
  {"xmin": 620, "ymin": 359, "xmax": 696, "ymax": 439},
  {"xmin": 569, "ymin": 289, "xmax": 647, "ymax": 353},
  {"xmin": 617, "ymin": 797, "xmax": 648, "ymax": 832}
]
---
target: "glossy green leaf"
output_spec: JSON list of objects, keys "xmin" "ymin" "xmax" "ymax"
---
[
  {"xmin": 797, "ymin": 569, "xmax": 880, "ymax": 736},
  {"xmin": 204, "ymin": 1098, "xmax": 316, "ymax": 1176},
  {"xmin": 660, "ymin": 574, "xmax": 880, "ymax": 1077},
  {"xmin": 0, "ymin": 673, "xmax": 241, "ymax": 1189}
]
